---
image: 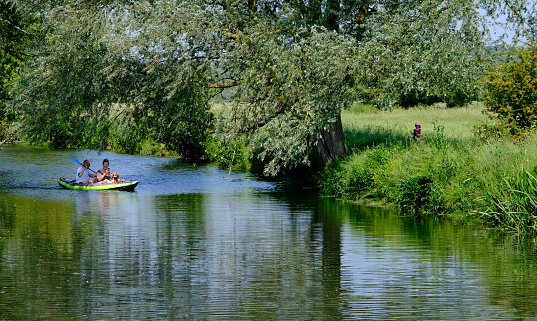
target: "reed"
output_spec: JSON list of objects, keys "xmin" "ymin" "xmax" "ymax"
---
[{"xmin": 479, "ymin": 167, "xmax": 537, "ymax": 235}]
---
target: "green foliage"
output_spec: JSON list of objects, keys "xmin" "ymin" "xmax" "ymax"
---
[
  {"xmin": 205, "ymin": 136, "xmax": 251, "ymax": 171},
  {"xmin": 0, "ymin": 1, "xmax": 40, "ymax": 140},
  {"xmin": 321, "ymin": 145, "xmax": 396, "ymax": 200},
  {"xmin": 431, "ymin": 122, "xmax": 448, "ymax": 150},
  {"xmin": 480, "ymin": 44, "xmax": 537, "ymax": 141},
  {"xmin": 9, "ymin": 4, "xmax": 114, "ymax": 148},
  {"xmin": 142, "ymin": 87, "xmax": 213, "ymax": 161},
  {"xmin": 320, "ymin": 156, "xmax": 373, "ymax": 199},
  {"xmin": 473, "ymin": 119, "xmax": 517, "ymax": 142},
  {"xmin": 8, "ymin": 2, "xmax": 214, "ymax": 160},
  {"xmin": 10, "ymin": 0, "xmax": 354, "ymax": 169},
  {"xmin": 5, "ymin": 0, "xmax": 524, "ymax": 176},
  {"xmin": 215, "ymin": 24, "xmax": 356, "ymax": 176},
  {"xmin": 481, "ymin": 168, "xmax": 537, "ymax": 234},
  {"xmin": 482, "ymin": 0, "xmax": 537, "ymax": 42},
  {"xmin": 325, "ymin": 103, "xmax": 537, "ymax": 233},
  {"xmin": 108, "ymin": 116, "xmax": 151, "ymax": 155},
  {"xmin": 355, "ymin": 0, "xmax": 489, "ymax": 109},
  {"xmin": 396, "ymin": 176, "xmax": 433, "ymax": 213}
]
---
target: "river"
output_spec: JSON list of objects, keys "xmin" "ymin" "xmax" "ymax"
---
[{"xmin": 1, "ymin": 144, "xmax": 537, "ymax": 320}]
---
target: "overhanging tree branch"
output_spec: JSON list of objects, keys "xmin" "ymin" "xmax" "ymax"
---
[
  {"xmin": 209, "ymin": 80, "xmax": 240, "ymax": 88},
  {"xmin": 0, "ymin": 45, "xmax": 34, "ymax": 57},
  {"xmin": 0, "ymin": 16, "xmax": 28, "ymax": 34}
]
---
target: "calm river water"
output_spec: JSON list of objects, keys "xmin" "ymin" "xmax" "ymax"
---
[{"xmin": 1, "ymin": 144, "xmax": 537, "ymax": 320}]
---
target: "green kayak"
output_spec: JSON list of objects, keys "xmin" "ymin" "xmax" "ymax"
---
[{"xmin": 58, "ymin": 177, "xmax": 138, "ymax": 191}]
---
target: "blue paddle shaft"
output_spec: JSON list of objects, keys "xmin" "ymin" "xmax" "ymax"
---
[{"xmin": 71, "ymin": 157, "xmax": 97, "ymax": 173}]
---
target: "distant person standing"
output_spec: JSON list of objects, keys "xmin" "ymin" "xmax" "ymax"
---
[{"xmin": 411, "ymin": 122, "xmax": 422, "ymax": 141}]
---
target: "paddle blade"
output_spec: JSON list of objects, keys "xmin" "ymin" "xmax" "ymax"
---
[
  {"xmin": 71, "ymin": 157, "xmax": 97, "ymax": 173},
  {"xmin": 71, "ymin": 157, "xmax": 82, "ymax": 165}
]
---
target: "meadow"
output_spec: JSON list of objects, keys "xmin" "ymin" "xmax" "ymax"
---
[
  {"xmin": 341, "ymin": 102, "xmax": 486, "ymax": 149},
  {"xmin": 324, "ymin": 102, "xmax": 537, "ymax": 235}
]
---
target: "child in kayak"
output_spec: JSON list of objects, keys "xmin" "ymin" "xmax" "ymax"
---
[
  {"xmin": 112, "ymin": 172, "xmax": 125, "ymax": 183},
  {"xmin": 98, "ymin": 171, "xmax": 125, "ymax": 184}
]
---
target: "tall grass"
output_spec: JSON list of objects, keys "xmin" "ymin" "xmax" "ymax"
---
[
  {"xmin": 324, "ymin": 102, "xmax": 537, "ymax": 234},
  {"xmin": 341, "ymin": 102, "xmax": 485, "ymax": 149},
  {"xmin": 480, "ymin": 167, "xmax": 537, "ymax": 235}
]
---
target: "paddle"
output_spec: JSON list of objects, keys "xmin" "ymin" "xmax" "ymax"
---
[{"xmin": 71, "ymin": 157, "xmax": 97, "ymax": 174}]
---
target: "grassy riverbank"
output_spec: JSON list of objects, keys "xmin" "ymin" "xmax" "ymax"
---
[{"xmin": 323, "ymin": 102, "xmax": 537, "ymax": 234}]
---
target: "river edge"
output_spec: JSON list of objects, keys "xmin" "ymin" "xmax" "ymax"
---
[
  {"xmin": 319, "ymin": 132, "xmax": 537, "ymax": 235},
  {"xmin": 4, "ymin": 131, "xmax": 533, "ymax": 235}
]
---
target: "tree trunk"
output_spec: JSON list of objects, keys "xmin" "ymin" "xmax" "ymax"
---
[
  {"xmin": 308, "ymin": 0, "xmax": 322, "ymax": 25},
  {"xmin": 324, "ymin": 0, "xmax": 340, "ymax": 31},
  {"xmin": 247, "ymin": 0, "xmax": 256, "ymax": 11},
  {"xmin": 313, "ymin": 114, "xmax": 347, "ymax": 168}
]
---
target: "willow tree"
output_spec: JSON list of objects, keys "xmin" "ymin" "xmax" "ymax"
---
[
  {"xmin": 9, "ymin": 0, "xmax": 504, "ymax": 175},
  {"xmin": 481, "ymin": 0, "xmax": 537, "ymax": 43},
  {"xmin": 109, "ymin": 0, "xmax": 495, "ymax": 175},
  {"xmin": 0, "ymin": 0, "xmax": 38, "ymax": 142},
  {"xmin": 9, "ymin": 1, "xmax": 213, "ymax": 156},
  {"xmin": 356, "ymin": 0, "xmax": 491, "ymax": 109},
  {"xmin": 9, "ymin": 0, "xmax": 356, "ymax": 173}
]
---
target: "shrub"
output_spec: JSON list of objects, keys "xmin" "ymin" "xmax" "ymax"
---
[
  {"xmin": 205, "ymin": 136, "xmax": 251, "ymax": 171},
  {"xmin": 396, "ymin": 176, "xmax": 433, "ymax": 213},
  {"xmin": 481, "ymin": 43, "xmax": 537, "ymax": 140}
]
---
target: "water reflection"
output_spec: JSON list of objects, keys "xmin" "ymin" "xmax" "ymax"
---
[
  {"xmin": 2, "ymin": 145, "xmax": 537, "ymax": 319},
  {"xmin": 336, "ymin": 203, "xmax": 537, "ymax": 320},
  {"xmin": 59, "ymin": 192, "xmax": 346, "ymax": 319},
  {"xmin": 75, "ymin": 190, "xmax": 91, "ymax": 215}
]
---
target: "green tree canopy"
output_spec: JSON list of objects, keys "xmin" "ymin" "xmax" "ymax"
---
[
  {"xmin": 481, "ymin": 0, "xmax": 537, "ymax": 43},
  {"xmin": 356, "ymin": 0, "xmax": 491, "ymax": 108},
  {"xmin": 480, "ymin": 43, "xmax": 537, "ymax": 139},
  {"xmin": 0, "ymin": 0, "xmax": 39, "ymax": 140},
  {"xmin": 7, "ymin": 0, "xmax": 517, "ymax": 175},
  {"xmin": 10, "ymin": 2, "xmax": 212, "ymax": 156}
]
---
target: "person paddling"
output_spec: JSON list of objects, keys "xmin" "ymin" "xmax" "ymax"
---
[{"xmin": 76, "ymin": 159, "xmax": 97, "ymax": 183}]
